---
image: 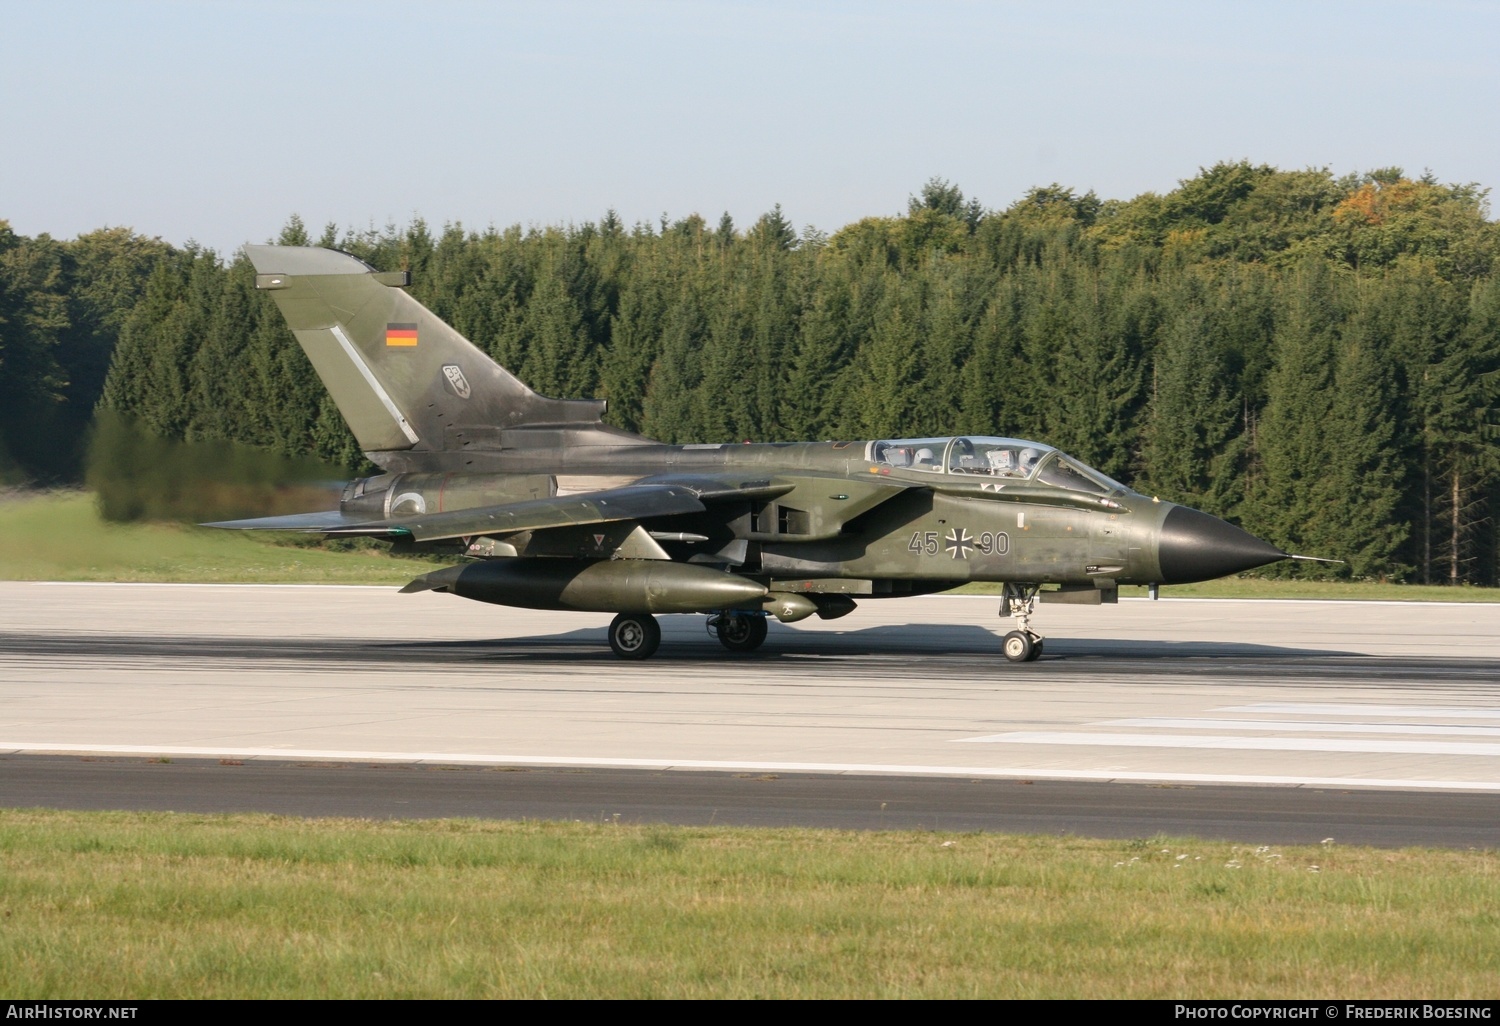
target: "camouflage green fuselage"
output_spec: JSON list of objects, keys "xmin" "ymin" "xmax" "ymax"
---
[{"xmin": 351, "ymin": 439, "xmax": 1170, "ymax": 593}]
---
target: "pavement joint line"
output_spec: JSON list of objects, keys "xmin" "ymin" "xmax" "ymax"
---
[{"xmin": 3, "ymin": 742, "xmax": 1499, "ymax": 792}]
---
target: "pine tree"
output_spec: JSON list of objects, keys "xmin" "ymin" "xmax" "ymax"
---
[
  {"xmin": 1242, "ymin": 259, "xmax": 1343, "ymax": 566},
  {"xmin": 782, "ymin": 258, "xmax": 863, "ymax": 440},
  {"xmin": 1137, "ymin": 293, "xmax": 1245, "ymax": 516},
  {"xmin": 844, "ymin": 277, "xmax": 924, "ymax": 438},
  {"xmin": 1021, "ymin": 251, "xmax": 1147, "ymax": 481},
  {"xmin": 0, "ymin": 224, "xmax": 69, "ymax": 480},
  {"xmin": 600, "ymin": 270, "xmax": 667, "ymax": 435},
  {"xmin": 640, "ymin": 284, "xmax": 709, "ymax": 443},
  {"xmin": 1312, "ymin": 320, "xmax": 1407, "ymax": 578},
  {"xmin": 518, "ymin": 246, "xmax": 596, "ymax": 400}
]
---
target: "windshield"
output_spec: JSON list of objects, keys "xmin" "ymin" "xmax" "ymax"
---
[{"xmin": 1033, "ymin": 451, "xmax": 1129, "ymax": 494}]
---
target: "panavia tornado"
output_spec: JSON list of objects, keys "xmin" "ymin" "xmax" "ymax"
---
[{"xmin": 213, "ymin": 245, "xmax": 1302, "ymax": 660}]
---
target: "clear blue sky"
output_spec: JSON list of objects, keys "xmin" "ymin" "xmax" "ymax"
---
[{"xmin": 4, "ymin": 0, "xmax": 1496, "ymax": 253}]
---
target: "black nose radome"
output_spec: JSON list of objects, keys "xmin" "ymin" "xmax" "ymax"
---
[{"xmin": 1158, "ymin": 506, "xmax": 1286, "ymax": 584}]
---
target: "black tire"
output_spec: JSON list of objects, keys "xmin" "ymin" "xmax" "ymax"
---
[
  {"xmin": 1025, "ymin": 637, "xmax": 1044, "ymax": 662},
  {"xmin": 609, "ymin": 613, "xmax": 661, "ymax": 659},
  {"xmin": 1001, "ymin": 630, "xmax": 1034, "ymax": 663},
  {"xmin": 717, "ymin": 613, "xmax": 768, "ymax": 653}
]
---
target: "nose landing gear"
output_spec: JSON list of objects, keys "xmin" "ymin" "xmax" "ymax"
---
[{"xmin": 1000, "ymin": 582, "xmax": 1043, "ymax": 662}]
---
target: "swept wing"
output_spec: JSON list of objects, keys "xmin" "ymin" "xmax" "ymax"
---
[{"xmin": 206, "ymin": 477, "xmax": 797, "ymax": 544}]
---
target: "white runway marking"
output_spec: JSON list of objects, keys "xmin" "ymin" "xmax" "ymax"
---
[
  {"xmin": 1225, "ymin": 703, "xmax": 1500, "ymax": 719},
  {"xmin": 957, "ymin": 731, "xmax": 1500, "ymax": 756},
  {"xmin": 3, "ymin": 741, "xmax": 1498, "ymax": 792},
  {"xmin": 1106, "ymin": 718, "xmax": 1500, "ymax": 737}
]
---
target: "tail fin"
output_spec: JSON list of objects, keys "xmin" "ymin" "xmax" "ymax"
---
[{"xmin": 244, "ymin": 245, "xmax": 648, "ymax": 463}]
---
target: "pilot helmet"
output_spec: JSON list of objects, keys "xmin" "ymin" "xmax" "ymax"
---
[
  {"xmin": 914, "ymin": 447, "xmax": 935, "ymax": 463},
  {"xmin": 1019, "ymin": 447, "xmax": 1041, "ymax": 470}
]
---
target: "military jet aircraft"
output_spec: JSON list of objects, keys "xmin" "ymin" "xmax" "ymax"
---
[{"xmin": 212, "ymin": 244, "xmax": 1298, "ymax": 660}]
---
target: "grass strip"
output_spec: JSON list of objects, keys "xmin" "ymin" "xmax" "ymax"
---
[
  {"xmin": 0, "ymin": 491, "xmax": 442, "ymax": 584},
  {"xmin": 1, "ymin": 809, "xmax": 1496, "ymax": 998}
]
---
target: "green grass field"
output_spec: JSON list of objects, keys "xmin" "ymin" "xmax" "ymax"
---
[
  {"xmin": 0, "ymin": 491, "xmax": 444, "ymax": 584},
  {"xmin": 2, "ymin": 810, "xmax": 1496, "ymax": 999}
]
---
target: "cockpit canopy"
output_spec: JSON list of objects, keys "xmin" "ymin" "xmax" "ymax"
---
[{"xmin": 865, "ymin": 436, "xmax": 1128, "ymax": 495}]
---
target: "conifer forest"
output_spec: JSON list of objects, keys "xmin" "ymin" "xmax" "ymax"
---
[{"xmin": 3, "ymin": 163, "xmax": 1498, "ymax": 585}]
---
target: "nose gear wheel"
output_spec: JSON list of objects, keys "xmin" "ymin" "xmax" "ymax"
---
[{"xmin": 1000, "ymin": 583, "xmax": 1044, "ymax": 662}]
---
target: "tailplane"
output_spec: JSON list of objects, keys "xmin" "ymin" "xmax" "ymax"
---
[{"xmin": 244, "ymin": 245, "xmax": 648, "ymax": 465}]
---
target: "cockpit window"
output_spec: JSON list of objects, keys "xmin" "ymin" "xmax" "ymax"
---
[
  {"xmin": 868, "ymin": 437, "xmax": 949, "ymax": 472},
  {"xmin": 945, "ymin": 436, "xmax": 1051, "ymax": 478},
  {"xmin": 865, "ymin": 436, "xmax": 1123, "ymax": 493},
  {"xmin": 1033, "ymin": 453, "xmax": 1127, "ymax": 495}
]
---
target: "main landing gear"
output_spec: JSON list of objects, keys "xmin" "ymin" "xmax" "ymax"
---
[
  {"xmin": 608, "ymin": 610, "xmax": 769, "ymax": 659},
  {"xmin": 1000, "ymin": 582, "xmax": 1043, "ymax": 663},
  {"xmin": 707, "ymin": 610, "xmax": 768, "ymax": 653},
  {"xmin": 608, "ymin": 612, "xmax": 661, "ymax": 660}
]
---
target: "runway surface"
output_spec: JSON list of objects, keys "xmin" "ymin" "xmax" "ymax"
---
[
  {"xmin": 3, "ymin": 582, "xmax": 1499, "ymax": 845},
  {"xmin": 7, "ymin": 755, "xmax": 1500, "ymax": 847}
]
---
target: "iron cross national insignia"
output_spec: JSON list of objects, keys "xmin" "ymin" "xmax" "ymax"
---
[{"xmin": 944, "ymin": 527, "xmax": 975, "ymax": 560}]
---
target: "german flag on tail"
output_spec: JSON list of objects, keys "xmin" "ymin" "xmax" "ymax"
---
[{"xmin": 385, "ymin": 323, "xmax": 418, "ymax": 347}]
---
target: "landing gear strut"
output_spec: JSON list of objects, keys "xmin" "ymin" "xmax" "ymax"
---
[
  {"xmin": 1000, "ymin": 582, "xmax": 1043, "ymax": 662},
  {"xmin": 707, "ymin": 610, "xmax": 768, "ymax": 653},
  {"xmin": 608, "ymin": 612, "xmax": 661, "ymax": 659}
]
